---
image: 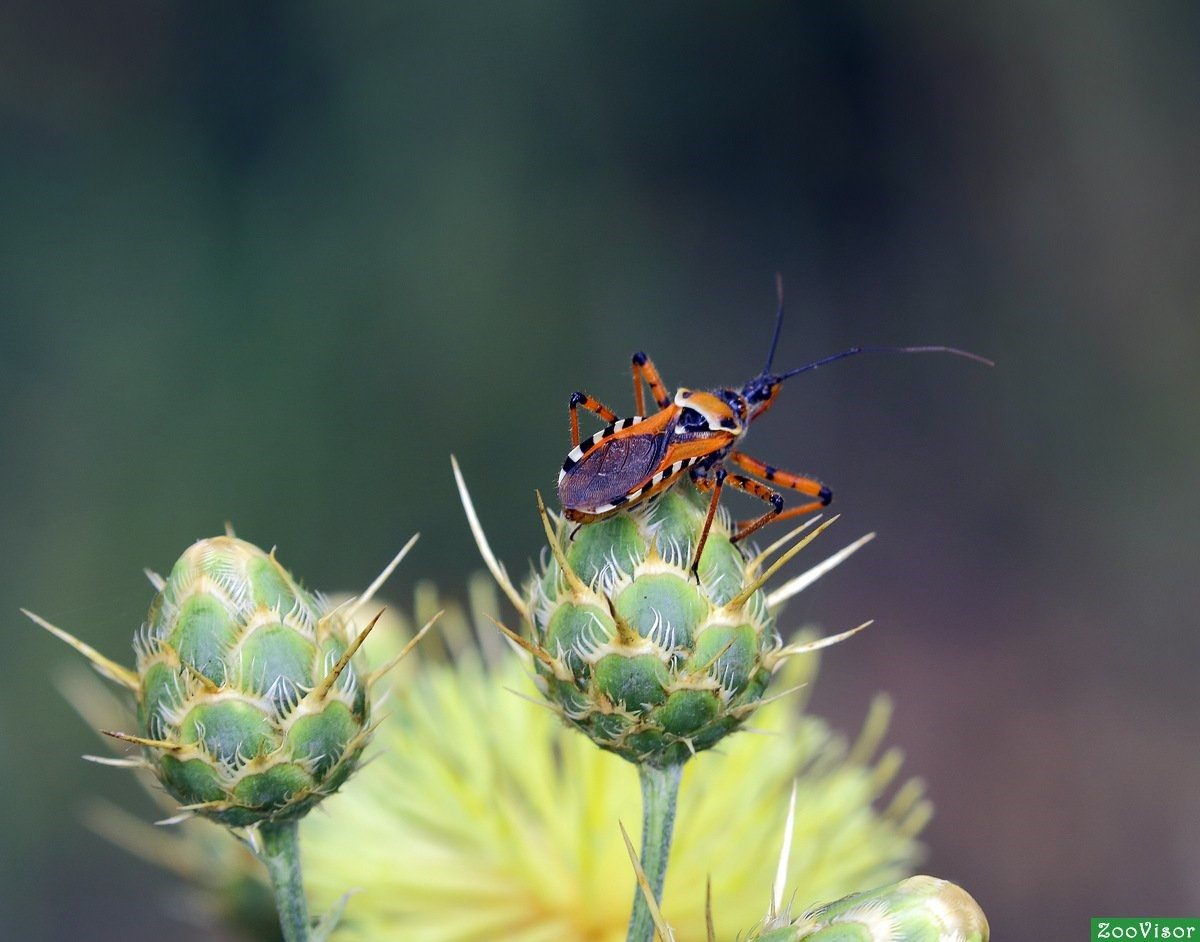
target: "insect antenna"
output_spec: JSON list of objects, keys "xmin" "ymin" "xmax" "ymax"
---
[
  {"xmin": 762, "ymin": 272, "xmax": 787, "ymax": 375},
  {"xmin": 778, "ymin": 344, "xmax": 994, "ymax": 380}
]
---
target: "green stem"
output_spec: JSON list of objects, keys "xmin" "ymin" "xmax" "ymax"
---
[
  {"xmin": 259, "ymin": 820, "xmax": 311, "ymax": 942},
  {"xmin": 626, "ymin": 762, "xmax": 684, "ymax": 942}
]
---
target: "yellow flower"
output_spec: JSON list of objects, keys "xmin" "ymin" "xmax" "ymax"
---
[
  {"xmin": 299, "ymin": 578, "xmax": 928, "ymax": 942},
  {"xmin": 64, "ymin": 576, "xmax": 928, "ymax": 942}
]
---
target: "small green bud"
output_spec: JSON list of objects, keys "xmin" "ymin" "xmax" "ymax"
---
[
  {"xmin": 27, "ymin": 535, "xmax": 406, "ymax": 830},
  {"xmin": 511, "ymin": 485, "xmax": 866, "ymax": 766},
  {"xmin": 749, "ymin": 875, "xmax": 990, "ymax": 941},
  {"xmin": 130, "ymin": 536, "xmax": 376, "ymax": 826},
  {"xmin": 28, "ymin": 533, "xmax": 430, "ymax": 942}
]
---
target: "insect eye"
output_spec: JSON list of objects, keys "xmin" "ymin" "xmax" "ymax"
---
[{"xmin": 678, "ymin": 408, "xmax": 709, "ymax": 431}]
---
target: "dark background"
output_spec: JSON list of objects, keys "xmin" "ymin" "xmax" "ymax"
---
[{"xmin": 2, "ymin": 3, "xmax": 1197, "ymax": 939}]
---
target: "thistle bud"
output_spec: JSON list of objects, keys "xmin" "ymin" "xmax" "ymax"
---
[
  {"xmin": 132, "ymin": 536, "xmax": 378, "ymax": 826},
  {"xmin": 749, "ymin": 875, "xmax": 990, "ymax": 941},
  {"xmin": 508, "ymin": 486, "xmax": 868, "ymax": 766},
  {"xmin": 28, "ymin": 535, "xmax": 409, "ymax": 828}
]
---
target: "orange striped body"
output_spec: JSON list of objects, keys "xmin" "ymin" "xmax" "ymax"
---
[
  {"xmin": 557, "ymin": 395, "xmax": 739, "ymax": 523},
  {"xmin": 557, "ymin": 290, "xmax": 987, "ymax": 568}
]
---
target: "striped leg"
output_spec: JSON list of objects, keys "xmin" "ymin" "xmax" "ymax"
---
[
  {"xmin": 718, "ymin": 474, "xmax": 783, "ymax": 543},
  {"xmin": 568, "ymin": 391, "xmax": 618, "ymax": 447},
  {"xmin": 631, "ymin": 351, "xmax": 672, "ymax": 415},
  {"xmin": 725, "ymin": 451, "xmax": 831, "ymax": 542},
  {"xmin": 688, "ymin": 467, "xmax": 727, "ymax": 578}
]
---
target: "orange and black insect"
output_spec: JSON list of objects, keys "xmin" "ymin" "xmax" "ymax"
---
[{"xmin": 557, "ymin": 280, "xmax": 992, "ymax": 572}]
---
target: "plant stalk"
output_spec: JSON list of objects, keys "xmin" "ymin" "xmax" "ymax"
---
[
  {"xmin": 626, "ymin": 761, "xmax": 684, "ymax": 942},
  {"xmin": 259, "ymin": 819, "xmax": 312, "ymax": 942}
]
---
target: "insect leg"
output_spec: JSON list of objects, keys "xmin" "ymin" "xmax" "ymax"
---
[
  {"xmin": 742, "ymin": 495, "xmax": 829, "ymax": 539},
  {"xmin": 726, "ymin": 451, "xmax": 832, "ymax": 507},
  {"xmin": 688, "ymin": 467, "xmax": 727, "ymax": 578},
  {"xmin": 717, "ymin": 474, "xmax": 786, "ymax": 543},
  {"xmin": 631, "ymin": 352, "xmax": 672, "ymax": 415},
  {"xmin": 568, "ymin": 391, "xmax": 619, "ymax": 446}
]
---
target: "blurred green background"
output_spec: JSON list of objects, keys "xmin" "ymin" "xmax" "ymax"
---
[{"xmin": 2, "ymin": 2, "xmax": 1198, "ymax": 938}]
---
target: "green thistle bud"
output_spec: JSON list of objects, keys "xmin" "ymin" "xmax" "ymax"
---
[
  {"xmin": 26, "ymin": 534, "xmax": 423, "ymax": 828},
  {"xmin": 506, "ymin": 486, "xmax": 868, "ymax": 767},
  {"xmin": 28, "ymin": 532, "xmax": 427, "ymax": 940},
  {"xmin": 455, "ymin": 456, "xmax": 876, "ymax": 942},
  {"xmin": 130, "ymin": 536, "xmax": 377, "ymax": 827},
  {"xmin": 748, "ymin": 875, "xmax": 990, "ymax": 941}
]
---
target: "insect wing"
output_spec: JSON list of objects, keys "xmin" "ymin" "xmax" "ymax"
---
[{"xmin": 558, "ymin": 431, "xmax": 669, "ymax": 513}]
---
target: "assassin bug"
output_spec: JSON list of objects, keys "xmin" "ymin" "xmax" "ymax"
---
[{"xmin": 556, "ymin": 279, "xmax": 992, "ymax": 573}]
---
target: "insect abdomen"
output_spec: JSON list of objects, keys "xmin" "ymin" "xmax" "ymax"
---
[{"xmin": 557, "ymin": 433, "xmax": 667, "ymax": 514}]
